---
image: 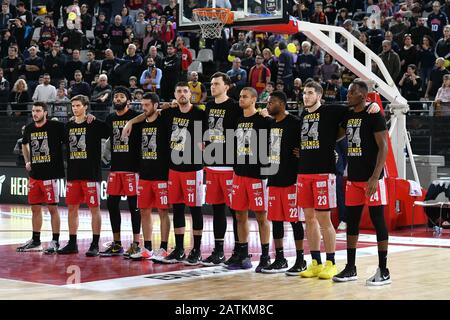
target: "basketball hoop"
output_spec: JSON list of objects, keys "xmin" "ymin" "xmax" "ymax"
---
[{"xmin": 192, "ymin": 8, "xmax": 234, "ymax": 39}]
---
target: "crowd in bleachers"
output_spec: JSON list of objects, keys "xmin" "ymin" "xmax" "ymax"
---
[{"xmin": 2, "ymin": 0, "xmax": 450, "ymax": 117}]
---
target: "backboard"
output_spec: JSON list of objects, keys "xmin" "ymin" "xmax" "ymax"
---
[{"xmin": 178, "ymin": 0, "xmax": 289, "ymax": 32}]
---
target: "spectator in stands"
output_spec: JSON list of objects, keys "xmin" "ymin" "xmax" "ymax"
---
[
  {"xmin": 147, "ymin": 24, "xmax": 166, "ymax": 55},
  {"xmin": 426, "ymin": 57, "xmax": 450, "ymax": 100},
  {"xmin": 399, "ymin": 33, "xmax": 417, "ymax": 75},
  {"xmin": 176, "ymin": 36, "xmax": 192, "ymax": 81},
  {"xmin": 90, "ymin": 73, "xmax": 112, "ymax": 120},
  {"xmin": 100, "ymin": 48, "xmax": 116, "ymax": 76},
  {"xmin": 119, "ymin": 5, "xmax": 134, "ymax": 28},
  {"xmin": 229, "ymin": 32, "xmax": 248, "ymax": 58},
  {"xmin": 126, "ymin": 0, "xmax": 143, "ymax": 21},
  {"xmin": 399, "ymin": 64, "xmax": 422, "ymax": 110},
  {"xmin": 324, "ymin": 0, "xmax": 337, "ymax": 25},
  {"xmin": 188, "ymin": 71, "xmax": 207, "ymax": 106},
  {"xmin": 434, "ymin": 74, "xmax": 450, "ymax": 116},
  {"xmin": 163, "ymin": 0, "xmax": 178, "ymax": 20},
  {"xmin": 22, "ymin": 46, "xmax": 43, "ymax": 96},
  {"xmin": 13, "ymin": 125, "xmax": 25, "ymax": 166},
  {"xmin": 64, "ymin": 49, "xmax": 83, "ymax": 83},
  {"xmin": 98, "ymin": 0, "xmax": 112, "ymax": 22},
  {"xmin": 262, "ymin": 48, "xmax": 278, "ymax": 83},
  {"xmin": 389, "ymin": 12, "xmax": 408, "ymax": 46},
  {"xmin": 227, "ymin": 56, "xmax": 247, "ymax": 100},
  {"xmin": 428, "ymin": 1, "xmax": 449, "ymax": 42},
  {"xmin": 0, "ymin": 2, "xmax": 13, "ymax": 31},
  {"xmin": 0, "ymin": 67, "xmax": 9, "ymax": 114},
  {"xmin": 94, "ymin": 12, "xmax": 110, "ymax": 58},
  {"xmin": 0, "ymin": 29, "xmax": 16, "ymax": 58},
  {"xmin": 116, "ymin": 43, "xmax": 143, "ymax": 80},
  {"xmin": 335, "ymin": 7, "xmax": 349, "ymax": 27},
  {"xmin": 248, "ymin": 53, "xmax": 271, "ymax": 95},
  {"xmin": 32, "ymin": 73, "xmax": 56, "ymax": 103},
  {"xmin": 61, "ymin": 22, "xmax": 84, "ymax": 54},
  {"xmin": 128, "ymin": 76, "xmax": 139, "ymax": 95},
  {"xmin": 374, "ymin": 40, "xmax": 401, "ymax": 83},
  {"xmin": 410, "ymin": 17, "xmax": 432, "ymax": 47},
  {"xmin": 383, "ymin": 31, "xmax": 400, "ymax": 53},
  {"xmin": 68, "ymin": 70, "xmax": 91, "ymax": 98},
  {"xmin": 39, "ymin": 15, "xmax": 58, "ymax": 48},
  {"xmin": 259, "ymin": 81, "xmax": 274, "ymax": 103},
  {"xmin": 142, "ymin": 24, "xmax": 155, "ymax": 55},
  {"xmin": 435, "ymin": 25, "xmax": 450, "ymax": 60},
  {"xmin": 134, "ymin": 10, "xmax": 147, "ymax": 40},
  {"xmin": 277, "ymin": 42, "xmax": 294, "ymax": 93},
  {"xmin": 81, "ymin": 49, "xmax": 100, "ymax": 86},
  {"xmin": 148, "ymin": 0, "xmax": 163, "ymax": 16},
  {"xmin": 418, "ymin": 35, "xmax": 436, "ymax": 93},
  {"xmin": 296, "ymin": 41, "xmax": 318, "ymax": 82},
  {"xmin": 80, "ymin": 4, "xmax": 93, "ymax": 34},
  {"xmin": 16, "ymin": 2, "xmax": 32, "ymax": 26},
  {"xmin": 43, "ymin": 41, "xmax": 66, "ymax": 87},
  {"xmin": 339, "ymin": 19, "xmax": 360, "ymax": 48},
  {"xmin": 53, "ymin": 87, "xmax": 70, "ymax": 119},
  {"xmin": 241, "ymin": 47, "xmax": 256, "ymax": 75},
  {"xmin": 109, "ymin": 15, "xmax": 126, "ymax": 58},
  {"xmin": 160, "ymin": 44, "xmax": 180, "ymax": 102},
  {"xmin": 140, "ymin": 56, "xmax": 161, "ymax": 93},
  {"xmin": 319, "ymin": 53, "xmax": 340, "ymax": 82},
  {"xmin": 310, "ymin": 2, "xmax": 328, "ymax": 25},
  {"xmin": 9, "ymin": 78, "xmax": 30, "ymax": 116},
  {"xmin": 1, "ymin": 46, "xmax": 22, "ymax": 85},
  {"xmin": 341, "ymin": 67, "xmax": 357, "ymax": 88},
  {"xmin": 159, "ymin": 15, "xmax": 175, "ymax": 44}
]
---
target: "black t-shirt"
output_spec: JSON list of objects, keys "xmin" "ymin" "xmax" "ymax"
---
[
  {"xmin": 22, "ymin": 120, "xmax": 65, "ymax": 180},
  {"xmin": 268, "ymin": 114, "xmax": 301, "ymax": 187},
  {"xmin": 65, "ymin": 119, "xmax": 109, "ymax": 181},
  {"xmin": 234, "ymin": 112, "xmax": 272, "ymax": 179},
  {"xmin": 343, "ymin": 107, "xmax": 387, "ymax": 182},
  {"xmin": 105, "ymin": 109, "xmax": 140, "ymax": 172},
  {"xmin": 204, "ymin": 98, "xmax": 243, "ymax": 167},
  {"xmin": 161, "ymin": 106, "xmax": 207, "ymax": 172},
  {"xmin": 298, "ymin": 105, "xmax": 348, "ymax": 174},
  {"xmin": 137, "ymin": 115, "xmax": 170, "ymax": 181}
]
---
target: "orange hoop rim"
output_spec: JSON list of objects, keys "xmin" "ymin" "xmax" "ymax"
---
[{"xmin": 192, "ymin": 8, "xmax": 234, "ymax": 24}]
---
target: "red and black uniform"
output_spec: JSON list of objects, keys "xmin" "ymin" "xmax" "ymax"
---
[
  {"xmin": 22, "ymin": 120, "xmax": 65, "ymax": 204},
  {"xmin": 136, "ymin": 115, "xmax": 170, "ymax": 209},
  {"xmin": 231, "ymin": 112, "xmax": 271, "ymax": 212},
  {"xmin": 297, "ymin": 105, "xmax": 348, "ymax": 210},
  {"xmin": 267, "ymin": 114, "xmax": 301, "ymax": 222},
  {"xmin": 65, "ymin": 119, "xmax": 109, "ymax": 207}
]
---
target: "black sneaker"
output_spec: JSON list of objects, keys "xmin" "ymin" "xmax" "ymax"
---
[
  {"xmin": 261, "ymin": 258, "xmax": 288, "ymax": 274},
  {"xmin": 333, "ymin": 265, "xmax": 358, "ymax": 282},
  {"xmin": 366, "ymin": 268, "xmax": 392, "ymax": 286},
  {"xmin": 43, "ymin": 240, "xmax": 60, "ymax": 254},
  {"xmin": 57, "ymin": 242, "xmax": 79, "ymax": 255},
  {"xmin": 99, "ymin": 242, "xmax": 124, "ymax": 257},
  {"xmin": 16, "ymin": 239, "xmax": 42, "ymax": 252},
  {"xmin": 201, "ymin": 250, "xmax": 226, "ymax": 266},
  {"xmin": 86, "ymin": 243, "xmax": 100, "ymax": 257},
  {"xmin": 183, "ymin": 248, "xmax": 202, "ymax": 265},
  {"xmin": 255, "ymin": 255, "xmax": 271, "ymax": 273},
  {"xmin": 285, "ymin": 260, "xmax": 307, "ymax": 276},
  {"xmin": 161, "ymin": 248, "xmax": 186, "ymax": 264},
  {"xmin": 224, "ymin": 250, "xmax": 240, "ymax": 266},
  {"xmin": 226, "ymin": 255, "xmax": 253, "ymax": 270}
]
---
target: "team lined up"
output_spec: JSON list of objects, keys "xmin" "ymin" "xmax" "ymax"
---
[{"xmin": 17, "ymin": 71, "xmax": 391, "ymax": 286}]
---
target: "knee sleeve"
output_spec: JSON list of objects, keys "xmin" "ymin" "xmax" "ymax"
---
[
  {"xmin": 290, "ymin": 221, "xmax": 304, "ymax": 241},
  {"xmin": 272, "ymin": 221, "xmax": 284, "ymax": 240},
  {"xmin": 173, "ymin": 203, "xmax": 186, "ymax": 229},
  {"xmin": 107, "ymin": 195, "xmax": 121, "ymax": 234},
  {"xmin": 369, "ymin": 206, "xmax": 389, "ymax": 242},
  {"xmin": 127, "ymin": 196, "xmax": 141, "ymax": 235},
  {"xmin": 190, "ymin": 206, "xmax": 203, "ymax": 231},
  {"xmin": 213, "ymin": 204, "xmax": 227, "ymax": 239},
  {"xmin": 346, "ymin": 205, "xmax": 364, "ymax": 236}
]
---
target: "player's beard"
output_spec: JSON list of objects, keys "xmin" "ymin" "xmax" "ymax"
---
[
  {"xmin": 144, "ymin": 108, "xmax": 155, "ymax": 118},
  {"xmin": 113, "ymin": 101, "xmax": 127, "ymax": 111},
  {"xmin": 33, "ymin": 114, "xmax": 45, "ymax": 124}
]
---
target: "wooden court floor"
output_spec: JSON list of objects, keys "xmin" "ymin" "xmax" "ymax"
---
[{"xmin": 1, "ymin": 204, "xmax": 450, "ymax": 300}]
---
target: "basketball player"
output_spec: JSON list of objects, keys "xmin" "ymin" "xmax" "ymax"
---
[
  {"xmin": 297, "ymin": 81, "xmax": 379, "ymax": 280},
  {"xmin": 129, "ymin": 93, "xmax": 171, "ymax": 261},
  {"xmin": 333, "ymin": 80, "xmax": 391, "ymax": 286},
  {"xmin": 123, "ymin": 82, "xmax": 207, "ymax": 265},
  {"xmin": 100, "ymin": 86, "xmax": 142, "ymax": 258},
  {"xmin": 17, "ymin": 102, "xmax": 64, "ymax": 253},
  {"xmin": 202, "ymin": 72, "xmax": 242, "ymax": 266},
  {"xmin": 227, "ymin": 87, "xmax": 272, "ymax": 272},
  {"xmin": 56, "ymin": 95, "xmax": 108, "ymax": 256},
  {"xmin": 260, "ymin": 91, "xmax": 307, "ymax": 275}
]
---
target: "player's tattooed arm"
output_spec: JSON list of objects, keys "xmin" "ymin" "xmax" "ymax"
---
[
  {"xmin": 366, "ymin": 102, "xmax": 381, "ymax": 114},
  {"xmin": 121, "ymin": 113, "xmax": 146, "ymax": 139}
]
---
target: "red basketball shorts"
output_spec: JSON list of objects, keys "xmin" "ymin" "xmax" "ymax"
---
[{"xmin": 297, "ymin": 173, "xmax": 337, "ymax": 210}]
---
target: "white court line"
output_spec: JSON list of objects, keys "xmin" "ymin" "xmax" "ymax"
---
[
  {"xmin": 63, "ymin": 245, "xmax": 418, "ymax": 292},
  {"xmin": 336, "ymin": 233, "xmax": 450, "ymax": 247}
]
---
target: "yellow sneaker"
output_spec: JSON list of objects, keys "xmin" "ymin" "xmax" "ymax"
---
[
  {"xmin": 299, "ymin": 259, "xmax": 324, "ymax": 278},
  {"xmin": 318, "ymin": 260, "xmax": 338, "ymax": 279}
]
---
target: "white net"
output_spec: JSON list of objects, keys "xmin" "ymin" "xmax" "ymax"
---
[{"xmin": 192, "ymin": 9, "xmax": 231, "ymax": 39}]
